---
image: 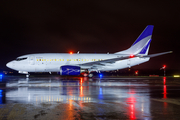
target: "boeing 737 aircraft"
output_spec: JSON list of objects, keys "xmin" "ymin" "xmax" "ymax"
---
[{"xmin": 6, "ymin": 25, "xmax": 172, "ymax": 77}]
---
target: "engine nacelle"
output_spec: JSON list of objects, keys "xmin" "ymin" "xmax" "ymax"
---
[{"xmin": 60, "ymin": 65, "xmax": 81, "ymax": 76}]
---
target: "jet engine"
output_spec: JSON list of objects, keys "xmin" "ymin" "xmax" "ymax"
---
[{"xmin": 60, "ymin": 65, "xmax": 81, "ymax": 75}]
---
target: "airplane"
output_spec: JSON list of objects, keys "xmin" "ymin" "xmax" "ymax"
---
[{"xmin": 6, "ymin": 25, "xmax": 172, "ymax": 77}]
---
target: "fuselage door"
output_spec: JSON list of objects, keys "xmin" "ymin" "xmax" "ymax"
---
[
  {"xmin": 127, "ymin": 59, "xmax": 131, "ymax": 67},
  {"xmin": 29, "ymin": 56, "xmax": 35, "ymax": 65}
]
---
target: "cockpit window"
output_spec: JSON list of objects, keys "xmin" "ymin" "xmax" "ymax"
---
[{"xmin": 16, "ymin": 57, "xmax": 27, "ymax": 61}]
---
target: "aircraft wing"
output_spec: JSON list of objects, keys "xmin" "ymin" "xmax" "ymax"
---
[
  {"xmin": 79, "ymin": 55, "xmax": 132, "ymax": 67},
  {"xmin": 79, "ymin": 51, "xmax": 172, "ymax": 67}
]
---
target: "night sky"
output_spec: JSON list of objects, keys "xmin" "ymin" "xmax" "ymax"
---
[{"xmin": 0, "ymin": 0, "xmax": 179, "ymax": 70}]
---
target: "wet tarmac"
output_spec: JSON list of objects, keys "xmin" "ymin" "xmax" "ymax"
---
[{"xmin": 0, "ymin": 76, "xmax": 180, "ymax": 120}]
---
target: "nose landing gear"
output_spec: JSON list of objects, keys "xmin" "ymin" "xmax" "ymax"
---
[
  {"xmin": 18, "ymin": 71, "xmax": 29, "ymax": 78},
  {"xmin": 26, "ymin": 74, "xmax": 30, "ymax": 78}
]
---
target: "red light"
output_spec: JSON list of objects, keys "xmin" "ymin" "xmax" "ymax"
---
[
  {"xmin": 135, "ymin": 71, "xmax": 138, "ymax": 75},
  {"xmin": 163, "ymin": 85, "xmax": 167, "ymax": 99},
  {"xmin": 69, "ymin": 52, "xmax": 73, "ymax": 54},
  {"xmin": 163, "ymin": 65, "xmax": 166, "ymax": 68},
  {"xmin": 163, "ymin": 77, "xmax": 166, "ymax": 85},
  {"xmin": 130, "ymin": 54, "xmax": 134, "ymax": 58}
]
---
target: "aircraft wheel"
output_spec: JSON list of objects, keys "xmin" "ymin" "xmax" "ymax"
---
[{"xmin": 88, "ymin": 73, "xmax": 93, "ymax": 78}]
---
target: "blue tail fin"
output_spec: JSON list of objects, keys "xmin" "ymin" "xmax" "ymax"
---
[
  {"xmin": 132, "ymin": 25, "xmax": 154, "ymax": 46},
  {"xmin": 115, "ymin": 25, "xmax": 154, "ymax": 55}
]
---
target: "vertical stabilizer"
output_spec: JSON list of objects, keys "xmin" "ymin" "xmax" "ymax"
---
[{"xmin": 115, "ymin": 25, "xmax": 154, "ymax": 55}]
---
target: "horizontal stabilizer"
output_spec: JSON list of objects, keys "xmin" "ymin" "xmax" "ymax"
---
[{"xmin": 137, "ymin": 51, "xmax": 173, "ymax": 58}]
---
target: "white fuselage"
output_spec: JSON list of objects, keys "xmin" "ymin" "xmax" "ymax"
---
[{"xmin": 6, "ymin": 53, "xmax": 150, "ymax": 73}]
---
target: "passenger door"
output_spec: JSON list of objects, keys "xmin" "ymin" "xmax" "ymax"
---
[
  {"xmin": 127, "ymin": 59, "xmax": 131, "ymax": 67},
  {"xmin": 35, "ymin": 57, "xmax": 45, "ymax": 72},
  {"xmin": 29, "ymin": 56, "xmax": 35, "ymax": 65}
]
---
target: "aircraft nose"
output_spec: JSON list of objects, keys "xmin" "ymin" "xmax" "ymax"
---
[{"xmin": 6, "ymin": 61, "xmax": 13, "ymax": 69}]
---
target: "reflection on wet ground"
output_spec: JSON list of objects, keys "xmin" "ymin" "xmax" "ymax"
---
[{"xmin": 0, "ymin": 76, "xmax": 180, "ymax": 119}]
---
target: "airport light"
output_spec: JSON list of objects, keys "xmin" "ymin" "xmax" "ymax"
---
[
  {"xmin": 163, "ymin": 65, "xmax": 166, "ymax": 69},
  {"xmin": 135, "ymin": 71, "xmax": 138, "ymax": 76},
  {"xmin": 163, "ymin": 65, "xmax": 166, "ymax": 76},
  {"xmin": 99, "ymin": 74, "xmax": 103, "ymax": 78},
  {"xmin": 160, "ymin": 65, "xmax": 166, "ymax": 76},
  {"xmin": 173, "ymin": 75, "xmax": 180, "ymax": 77},
  {"xmin": 0, "ymin": 74, "xmax": 2, "ymax": 79},
  {"xmin": 69, "ymin": 52, "xmax": 73, "ymax": 54},
  {"xmin": 163, "ymin": 77, "xmax": 166, "ymax": 85}
]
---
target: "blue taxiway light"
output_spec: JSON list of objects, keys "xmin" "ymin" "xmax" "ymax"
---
[
  {"xmin": 0, "ymin": 74, "xmax": 3, "ymax": 80},
  {"xmin": 99, "ymin": 74, "xmax": 103, "ymax": 78}
]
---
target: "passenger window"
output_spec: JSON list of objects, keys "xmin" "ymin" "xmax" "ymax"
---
[
  {"xmin": 72, "ymin": 59, "xmax": 73, "ymax": 61},
  {"xmin": 39, "ymin": 59, "xmax": 41, "ymax": 61},
  {"xmin": 62, "ymin": 59, "xmax": 64, "ymax": 61},
  {"xmin": 74, "ymin": 59, "xmax": 76, "ymax": 61},
  {"xmin": 82, "ymin": 59, "xmax": 83, "ymax": 61},
  {"xmin": 60, "ymin": 59, "xmax": 61, "ymax": 61},
  {"xmin": 44, "ymin": 59, "xmax": 46, "ymax": 61},
  {"xmin": 47, "ymin": 59, "xmax": 49, "ymax": 61},
  {"xmin": 55, "ymin": 59, "xmax": 56, "ymax": 61},
  {"xmin": 84, "ymin": 59, "xmax": 86, "ymax": 61},
  {"xmin": 50, "ymin": 59, "xmax": 51, "ymax": 61},
  {"xmin": 57, "ymin": 59, "xmax": 59, "ymax": 61},
  {"xmin": 52, "ymin": 59, "xmax": 53, "ymax": 61},
  {"xmin": 37, "ymin": 59, "xmax": 38, "ymax": 61},
  {"xmin": 67, "ymin": 59, "xmax": 69, "ymax": 61}
]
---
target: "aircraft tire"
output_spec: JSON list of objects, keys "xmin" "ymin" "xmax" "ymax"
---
[{"xmin": 88, "ymin": 73, "xmax": 93, "ymax": 78}]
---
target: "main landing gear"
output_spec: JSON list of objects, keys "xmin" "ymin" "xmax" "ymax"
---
[
  {"xmin": 81, "ymin": 72, "xmax": 94, "ymax": 77},
  {"xmin": 88, "ymin": 73, "xmax": 93, "ymax": 78}
]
